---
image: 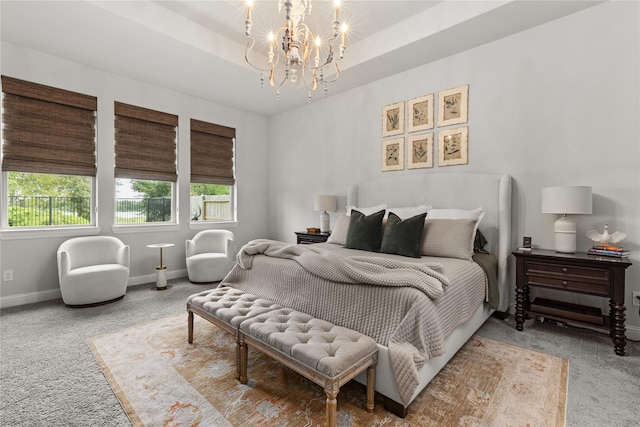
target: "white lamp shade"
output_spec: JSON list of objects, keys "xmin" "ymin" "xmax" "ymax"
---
[
  {"xmin": 541, "ymin": 186, "xmax": 592, "ymax": 214},
  {"xmin": 314, "ymin": 195, "xmax": 337, "ymax": 212}
]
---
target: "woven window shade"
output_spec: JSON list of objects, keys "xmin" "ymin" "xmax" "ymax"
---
[
  {"xmin": 114, "ymin": 102, "xmax": 178, "ymax": 182},
  {"xmin": 1, "ymin": 76, "xmax": 97, "ymax": 176},
  {"xmin": 190, "ymin": 119, "xmax": 235, "ymax": 186}
]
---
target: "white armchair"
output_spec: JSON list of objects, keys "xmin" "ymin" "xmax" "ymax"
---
[
  {"xmin": 185, "ymin": 230, "xmax": 235, "ymax": 283},
  {"xmin": 57, "ymin": 236, "xmax": 130, "ymax": 306}
]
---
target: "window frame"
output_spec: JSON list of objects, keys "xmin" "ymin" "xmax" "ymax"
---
[
  {"xmin": 113, "ymin": 102, "xmax": 178, "ymax": 229},
  {"xmin": 1, "ymin": 76, "xmax": 98, "ymax": 236},
  {"xmin": 189, "ymin": 119, "xmax": 236, "ymax": 227}
]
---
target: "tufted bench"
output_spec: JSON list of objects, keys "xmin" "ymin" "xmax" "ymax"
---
[
  {"xmin": 238, "ymin": 308, "xmax": 378, "ymax": 427},
  {"xmin": 187, "ymin": 285, "xmax": 282, "ymax": 379}
]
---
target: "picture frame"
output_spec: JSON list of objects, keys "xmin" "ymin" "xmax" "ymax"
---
[
  {"xmin": 381, "ymin": 101, "xmax": 405, "ymax": 137},
  {"xmin": 407, "ymin": 94, "xmax": 434, "ymax": 133},
  {"xmin": 437, "ymin": 84, "xmax": 469, "ymax": 127},
  {"xmin": 437, "ymin": 126, "xmax": 468, "ymax": 167},
  {"xmin": 381, "ymin": 138, "xmax": 404, "ymax": 171},
  {"xmin": 407, "ymin": 133, "xmax": 433, "ymax": 169}
]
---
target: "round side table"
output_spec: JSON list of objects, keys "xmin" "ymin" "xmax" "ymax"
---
[{"xmin": 146, "ymin": 243, "xmax": 175, "ymax": 290}]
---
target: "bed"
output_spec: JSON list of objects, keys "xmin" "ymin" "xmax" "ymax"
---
[{"xmin": 222, "ymin": 173, "xmax": 512, "ymax": 416}]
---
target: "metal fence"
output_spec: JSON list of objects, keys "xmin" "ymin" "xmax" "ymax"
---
[
  {"xmin": 115, "ymin": 197, "xmax": 172, "ymax": 223},
  {"xmin": 7, "ymin": 196, "xmax": 172, "ymax": 226},
  {"xmin": 8, "ymin": 196, "xmax": 91, "ymax": 226}
]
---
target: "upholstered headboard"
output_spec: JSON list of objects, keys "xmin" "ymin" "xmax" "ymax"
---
[{"xmin": 348, "ymin": 173, "xmax": 512, "ymax": 312}]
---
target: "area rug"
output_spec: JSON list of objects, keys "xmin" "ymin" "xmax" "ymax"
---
[{"xmin": 87, "ymin": 315, "xmax": 568, "ymax": 427}]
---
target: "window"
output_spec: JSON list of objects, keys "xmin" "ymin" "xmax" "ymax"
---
[
  {"xmin": 1, "ymin": 76, "xmax": 97, "ymax": 228},
  {"xmin": 114, "ymin": 102, "xmax": 177, "ymax": 224},
  {"xmin": 190, "ymin": 119, "xmax": 235, "ymax": 222}
]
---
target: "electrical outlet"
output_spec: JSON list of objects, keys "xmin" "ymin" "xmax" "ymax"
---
[
  {"xmin": 3, "ymin": 270, "xmax": 13, "ymax": 282},
  {"xmin": 633, "ymin": 291, "xmax": 640, "ymax": 307}
]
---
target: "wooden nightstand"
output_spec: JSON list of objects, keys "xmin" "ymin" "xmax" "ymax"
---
[
  {"xmin": 513, "ymin": 249, "xmax": 632, "ymax": 356},
  {"xmin": 295, "ymin": 231, "xmax": 330, "ymax": 244}
]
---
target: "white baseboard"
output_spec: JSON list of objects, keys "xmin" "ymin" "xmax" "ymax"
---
[
  {"xmin": 0, "ymin": 269, "xmax": 188, "ymax": 309},
  {"xmin": 0, "ymin": 288, "xmax": 63, "ymax": 309},
  {"xmin": 626, "ymin": 324, "xmax": 640, "ymax": 342}
]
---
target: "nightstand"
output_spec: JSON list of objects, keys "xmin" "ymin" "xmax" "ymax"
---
[
  {"xmin": 513, "ymin": 249, "xmax": 632, "ymax": 356},
  {"xmin": 295, "ymin": 231, "xmax": 330, "ymax": 244}
]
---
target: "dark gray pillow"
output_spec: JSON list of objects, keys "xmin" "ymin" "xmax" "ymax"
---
[
  {"xmin": 380, "ymin": 212, "xmax": 427, "ymax": 258},
  {"xmin": 345, "ymin": 209, "xmax": 385, "ymax": 252}
]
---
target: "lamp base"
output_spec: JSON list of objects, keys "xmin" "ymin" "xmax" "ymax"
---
[
  {"xmin": 554, "ymin": 215, "xmax": 576, "ymax": 253},
  {"xmin": 320, "ymin": 211, "xmax": 330, "ymax": 233}
]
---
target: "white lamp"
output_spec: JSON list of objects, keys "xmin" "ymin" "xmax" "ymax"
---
[
  {"xmin": 314, "ymin": 195, "xmax": 337, "ymax": 233},
  {"xmin": 542, "ymin": 186, "xmax": 592, "ymax": 253}
]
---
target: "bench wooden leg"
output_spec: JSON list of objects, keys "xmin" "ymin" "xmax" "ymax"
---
[
  {"xmin": 239, "ymin": 333, "xmax": 248, "ymax": 384},
  {"xmin": 324, "ymin": 381, "xmax": 339, "ymax": 427},
  {"xmin": 366, "ymin": 365, "xmax": 376, "ymax": 413},
  {"xmin": 187, "ymin": 310, "xmax": 194, "ymax": 344}
]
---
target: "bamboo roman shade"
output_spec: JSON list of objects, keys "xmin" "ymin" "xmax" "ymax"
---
[
  {"xmin": 190, "ymin": 119, "xmax": 235, "ymax": 186},
  {"xmin": 1, "ymin": 75, "xmax": 97, "ymax": 176},
  {"xmin": 114, "ymin": 102, "xmax": 178, "ymax": 182}
]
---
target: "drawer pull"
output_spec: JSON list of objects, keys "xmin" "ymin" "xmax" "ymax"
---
[
  {"xmin": 562, "ymin": 281, "xmax": 568, "ymax": 286},
  {"xmin": 562, "ymin": 268, "xmax": 568, "ymax": 273}
]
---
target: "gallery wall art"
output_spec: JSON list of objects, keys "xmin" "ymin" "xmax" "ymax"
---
[{"xmin": 380, "ymin": 84, "xmax": 469, "ymax": 171}]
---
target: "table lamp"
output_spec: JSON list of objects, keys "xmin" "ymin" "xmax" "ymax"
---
[
  {"xmin": 314, "ymin": 195, "xmax": 337, "ymax": 233},
  {"xmin": 542, "ymin": 186, "xmax": 592, "ymax": 253}
]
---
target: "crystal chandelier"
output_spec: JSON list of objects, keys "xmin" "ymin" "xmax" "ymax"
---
[{"xmin": 244, "ymin": 0, "xmax": 347, "ymax": 101}]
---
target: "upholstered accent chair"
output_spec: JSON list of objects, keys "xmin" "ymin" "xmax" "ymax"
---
[
  {"xmin": 185, "ymin": 230, "xmax": 235, "ymax": 283},
  {"xmin": 57, "ymin": 236, "xmax": 130, "ymax": 307}
]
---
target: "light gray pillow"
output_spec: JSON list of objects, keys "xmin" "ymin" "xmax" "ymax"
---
[
  {"xmin": 421, "ymin": 218, "xmax": 476, "ymax": 260},
  {"xmin": 427, "ymin": 207, "xmax": 485, "ymax": 254},
  {"xmin": 327, "ymin": 213, "xmax": 350, "ymax": 245}
]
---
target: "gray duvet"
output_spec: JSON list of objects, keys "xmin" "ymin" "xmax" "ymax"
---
[{"xmin": 222, "ymin": 239, "xmax": 486, "ymax": 406}]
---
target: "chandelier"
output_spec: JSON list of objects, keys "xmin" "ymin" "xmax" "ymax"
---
[{"xmin": 244, "ymin": 0, "xmax": 347, "ymax": 101}]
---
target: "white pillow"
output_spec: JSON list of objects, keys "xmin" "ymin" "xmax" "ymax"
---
[
  {"xmin": 427, "ymin": 208, "xmax": 485, "ymax": 256},
  {"xmin": 346, "ymin": 204, "xmax": 387, "ymax": 216},
  {"xmin": 386, "ymin": 205, "xmax": 431, "ymax": 219},
  {"xmin": 326, "ymin": 214, "xmax": 350, "ymax": 245}
]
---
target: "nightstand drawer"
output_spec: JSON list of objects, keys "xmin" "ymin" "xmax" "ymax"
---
[
  {"xmin": 526, "ymin": 261, "xmax": 609, "ymax": 283},
  {"xmin": 526, "ymin": 275, "xmax": 609, "ymax": 295}
]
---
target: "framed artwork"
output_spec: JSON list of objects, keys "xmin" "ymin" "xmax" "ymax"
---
[
  {"xmin": 408, "ymin": 94, "xmax": 434, "ymax": 133},
  {"xmin": 407, "ymin": 133, "xmax": 433, "ymax": 169},
  {"xmin": 381, "ymin": 101, "xmax": 404, "ymax": 137},
  {"xmin": 381, "ymin": 138, "xmax": 404, "ymax": 171},
  {"xmin": 438, "ymin": 126, "xmax": 468, "ymax": 167},
  {"xmin": 438, "ymin": 84, "xmax": 469, "ymax": 127}
]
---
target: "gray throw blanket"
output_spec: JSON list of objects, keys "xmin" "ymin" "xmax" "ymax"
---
[{"xmin": 238, "ymin": 239, "xmax": 449, "ymax": 299}]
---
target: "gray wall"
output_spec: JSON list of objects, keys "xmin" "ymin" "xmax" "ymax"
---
[
  {"xmin": 266, "ymin": 2, "xmax": 640, "ymax": 334},
  {"xmin": 0, "ymin": 42, "xmax": 270, "ymax": 306}
]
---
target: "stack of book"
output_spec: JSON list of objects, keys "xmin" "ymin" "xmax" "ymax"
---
[{"xmin": 588, "ymin": 244, "xmax": 630, "ymax": 258}]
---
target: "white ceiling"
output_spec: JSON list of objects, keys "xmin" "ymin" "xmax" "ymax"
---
[{"xmin": 1, "ymin": 0, "xmax": 603, "ymax": 116}]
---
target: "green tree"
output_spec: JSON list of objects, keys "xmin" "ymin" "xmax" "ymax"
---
[
  {"xmin": 131, "ymin": 180, "xmax": 171, "ymax": 198},
  {"xmin": 190, "ymin": 183, "xmax": 230, "ymax": 196},
  {"xmin": 8, "ymin": 172, "xmax": 90, "ymax": 198}
]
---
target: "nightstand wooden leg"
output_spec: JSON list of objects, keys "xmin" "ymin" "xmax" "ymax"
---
[
  {"xmin": 609, "ymin": 299, "xmax": 626, "ymax": 356},
  {"xmin": 515, "ymin": 286, "xmax": 525, "ymax": 331}
]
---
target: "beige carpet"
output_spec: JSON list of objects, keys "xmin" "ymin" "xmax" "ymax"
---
[{"xmin": 88, "ymin": 315, "xmax": 568, "ymax": 427}]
